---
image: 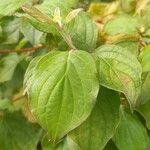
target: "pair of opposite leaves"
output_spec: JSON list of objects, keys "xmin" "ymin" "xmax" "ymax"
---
[{"xmin": 24, "ymin": 44, "xmax": 142, "ymax": 142}]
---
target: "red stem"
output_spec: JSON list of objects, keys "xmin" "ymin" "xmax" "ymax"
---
[{"xmin": 0, "ymin": 45, "xmax": 44, "ymax": 54}]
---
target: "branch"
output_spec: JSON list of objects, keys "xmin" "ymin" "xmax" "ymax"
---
[
  {"xmin": 12, "ymin": 95, "xmax": 26, "ymax": 103},
  {"xmin": 0, "ymin": 45, "xmax": 44, "ymax": 54}
]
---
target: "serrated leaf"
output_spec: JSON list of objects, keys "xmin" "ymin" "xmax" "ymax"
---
[
  {"xmin": 65, "ymin": 12, "xmax": 98, "ymax": 52},
  {"xmin": 112, "ymin": 109, "xmax": 148, "ymax": 150},
  {"xmin": 24, "ymin": 50, "xmax": 99, "ymax": 142},
  {"xmin": 0, "ymin": 0, "xmax": 28, "ymax": 16},
  {"xmin": 95, "ymin": 44, "xmax": 142, "ymax": 107},
  {"xmin": 0, "ymin": 111, "xmax": 41, "ymax": 150},
  {"xmin": 137, "ymin": 100, "xmax": 150, "ymax": 129},
  {"xmin": 139, "ymin": 45, "xmax": 150, "ymax": 72},
  {"xmin": 68, "ymin": 87, "xmax": 120, "ymax": 150}
]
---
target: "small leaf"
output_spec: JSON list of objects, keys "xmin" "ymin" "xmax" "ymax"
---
[
  {"xmin": 68, "ymin": 87, "xmax": 120, "ymax": 150},
  {"xmin": 65, "ymin": 8, "xmax": 83, "ymax": 24},
  {"xmin": 139, "ymin": 45, "xmax": 150, "ymax": 72},
  {"xmin": 65, "ymin": 12, "xmax": 98, "ymax": 52},
  {"xmin": 95, "ymin": 44, "xmax": 142, "ymax": 107},
  {"xmin": 21, "ymin": 0, "xmax": 78, "ymax": 34},
  {"xmin": 24, "ymin": 50, "xmax": 99, "ymax": 142},
  {"xmin": 22, "ymin": 4, "xmax": 53, "ymax": 24},
  {"xmin": 0, "ymin": 111, "xmax": 41, "ymax": 150},
  {"xmin": 113, "ymin": 109, "xmax": 148, "ymax": 150}
]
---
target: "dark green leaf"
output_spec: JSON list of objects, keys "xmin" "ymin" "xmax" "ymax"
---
[
  {"xmin": 113, "ymin": 109, "xmax": 148, "ymax": 150},
  {"xmin": 0, "ymin": 111, "xmax": 41, "ymax": 150},
  {"xmin": 137, "ymin": 100, "xmax": 150, "ymax": 129},
  {"xmin": 68, "ymin": 87, "xmax": 120, "ymax": 150}
]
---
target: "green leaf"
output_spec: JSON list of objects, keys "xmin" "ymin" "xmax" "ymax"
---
[
  {"xmin": 0, "ymin": 99, "xmax": 12, "ymax": 110},
  {"xmin": 139, "ymin": 45, "xmax": 150, "ymax": 72},
  {"xmin": 36, "ymin": 0, "xmax": 78, "ymax": 18},
  {"xmin": 0, "ymin": 18, "xmax": 21, "ymax": 44},
  {"xmin": 22, "ymin": 0, "xmax": 78, "ymax": 34},
  {"xmin": 0, "ymin": 54, "xmax": 23, "ymax": 83},
  {"xmin": 104, "ymin": 15, "xmax": 140, "ymax": 35},
  {"xmin": 104, "ymin": 140, "xmax": 118, "ymax": 150},
  {"xmin": 137, "ymin": 100, "xmax": 150, "ymax": 129},
  {"xmin": 95, "ymin": 44, "xmax": 142, "ymax": 107},
  {"xmin": 65, "ymin": 12, "xmax": 98, "ymax": 52},
  {"xmin": 24, "ymin": 56, "xmax": 41, "ymax": 94},
  {"xmin": 24, "ymin": 50, "xmax": 99, "ymax": 142},
  {"xmin": 21, "ymin": 18, "xmax": 43, "ymax": 45},
  {"xmin": 137, "ymin": 73, "xmax": 150, "ymax": 105},
  {"xmin": 0, "ymin": 111, "xmax": 41, "ymax": 150},
  {"xmin": 41, "ymin": 135, "xmax": 80, "ymax": 150},
  {"xmin": 112, "ymin": 109, "xmax": 148, "ymax": 150},
  {"xmin": 0, "ymin": 0, "xmax": 28, "ymax": 16},
  {"xmin": 120, "ymin": 0, "xmax": 136, "ymax": 13},
  {"xmin": 68, "ymin": 87, "xmax": 120, "ymax": 150},
  {"xmin": 145, "ymin": 138, "xmax": 150, "ymax": 150},
  {"xmin": 117, "ymin": 41, "xmax": 139, "ymax": 56}
]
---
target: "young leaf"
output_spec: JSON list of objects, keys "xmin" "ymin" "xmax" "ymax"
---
[
  {"xmin": 22, "ymin": 4, "xmax": 53, "ymax": 25},
  {"xmin": 139, "ymin": 45, "xmax": 150, "ymax": 72},
  {"xmin": 65, "ymin": 8, "xmax": 83, "ymax": 24},
  {"xmin": 68, "ymin": 87, "xmax": 120, "ymax": 150},
  {"xmin": 113, "ymin": 109, "xmax": 148, "ymax": 150},
  {"xmin": 24, "ymin": 50, "xmax": 99, "ymax": 142},
  {"xmin": 0, "ymin": 111, "xmax": 41, "ymax": 150},
  {"xmin": 95, "ymin": 44, "xmax": 142, "ymax": 107},
  {"xmin": 65, "ymin": 12, "xmax": 98, "ymax": 52},
  {"xmin": 21, "ymin": 0, "xmax": 78, "ymax": 34}
]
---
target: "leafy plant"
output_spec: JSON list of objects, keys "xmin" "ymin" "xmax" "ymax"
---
[{"xmin": 0, "ymin": 0, "xmax": 150, "ymax": 150}]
